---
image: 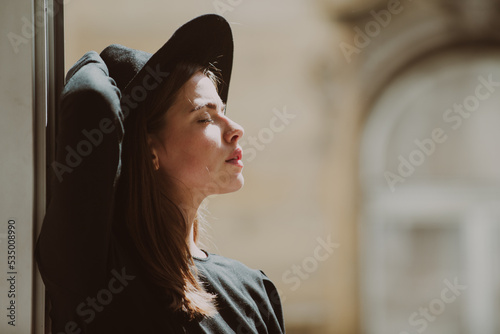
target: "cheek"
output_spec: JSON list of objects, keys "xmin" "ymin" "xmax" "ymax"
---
[{"xmin": 162, "ymin": 130, "xmax": 222, "ymax": 180}]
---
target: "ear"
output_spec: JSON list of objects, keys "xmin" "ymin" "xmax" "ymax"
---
[{"xmin": 147, "ymin": 134, "xmax": 160, "ymax": 171}]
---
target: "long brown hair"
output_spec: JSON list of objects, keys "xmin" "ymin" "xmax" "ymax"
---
[{"xmin": 114, "ymin": 61, "xmax": 221, "ymax": 318}]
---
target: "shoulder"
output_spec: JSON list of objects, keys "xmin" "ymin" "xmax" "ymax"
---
[
  {"xmin": 199, "ymin": 253, "xmax": 263, "ymax": 280},
  {"xmin": 196, "ymin": 253, "xmax": 285, "ymax": 332},
  {"xmin": 196, "ymin": 253, "xmax": 280, "ymax": 297}
]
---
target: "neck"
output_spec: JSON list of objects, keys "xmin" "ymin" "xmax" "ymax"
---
[
  {"xmin": 188, "ymin": 223, "xmax": 206, "ymax": 258},
  {"xmin": 182, "ymin": 194, "xmax": 207, "ymax": 259}
]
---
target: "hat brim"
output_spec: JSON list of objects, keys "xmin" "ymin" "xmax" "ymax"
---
[{"xmin": 121, "ymin": 14, "xmax": 233, "ymax": 109}]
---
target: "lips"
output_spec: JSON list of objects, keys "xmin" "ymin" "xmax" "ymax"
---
[{"xmin": 225, "ymin": 148, "xmax": 243, "ymax": 167}]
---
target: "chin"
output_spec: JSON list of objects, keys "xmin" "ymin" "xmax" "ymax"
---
[{"xmin": 220, "ymin": 175, "xmax": 244, "ymax": 194}]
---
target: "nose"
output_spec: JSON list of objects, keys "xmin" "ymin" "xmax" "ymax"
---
[{"xmin": 224, "ymin": 116, "xmax": 244, "ymax": 144}]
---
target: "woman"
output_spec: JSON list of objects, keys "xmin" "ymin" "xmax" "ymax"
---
[{"xmin": 36, "ymin": 14, "xmax": 285, "ymax": 333}]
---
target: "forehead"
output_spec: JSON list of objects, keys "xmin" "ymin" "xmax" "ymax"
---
[{"xmin": 180, "ymin": 71, "xmax": 222, "ymax": 107}]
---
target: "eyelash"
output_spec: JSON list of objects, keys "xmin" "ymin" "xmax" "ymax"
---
[{"xmin": 197, "ymin": 107, "xmax": 225, "ymax": 124}]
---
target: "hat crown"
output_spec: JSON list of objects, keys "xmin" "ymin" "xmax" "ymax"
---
[
  {"xmin": 98, "ymin": 14, "xmax": 233, "ymax": 114},
  {"xmin": 100, "ymin": 44, "xmax": 152, "ymax": 92}
]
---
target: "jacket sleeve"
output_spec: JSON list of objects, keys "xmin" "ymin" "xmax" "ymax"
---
[{"xmin": 35, "ymin": 51, "xmax": 124, "ymax": 294}]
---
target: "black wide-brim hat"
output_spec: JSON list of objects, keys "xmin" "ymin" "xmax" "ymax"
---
[{"xmin": 100, "ymin": 14, "xmax": 233, "ymax": 114}]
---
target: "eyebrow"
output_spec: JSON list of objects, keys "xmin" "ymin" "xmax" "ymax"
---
[{"xmin": 191, "ymin": 102, "xmax": 226, "ymax": 114}]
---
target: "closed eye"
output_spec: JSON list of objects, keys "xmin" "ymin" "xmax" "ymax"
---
[{"xmin": 198, "ymin": 118, "xmax": 214, "ymax": 124}]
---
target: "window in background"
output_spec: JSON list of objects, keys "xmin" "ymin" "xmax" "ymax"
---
[{"xmin": 360, "ymin": 47, "xmax": 500, "ymax": 334}]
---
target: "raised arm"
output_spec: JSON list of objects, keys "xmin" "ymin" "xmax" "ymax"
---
[{"xmin": 35, "ymin": 51, "xmax": 124, "ymax": 294}]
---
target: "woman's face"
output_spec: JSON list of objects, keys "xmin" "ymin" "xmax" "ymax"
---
[{"xmin": 149, "ymin": 71, "xmax": 245, "ymax": 204}]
